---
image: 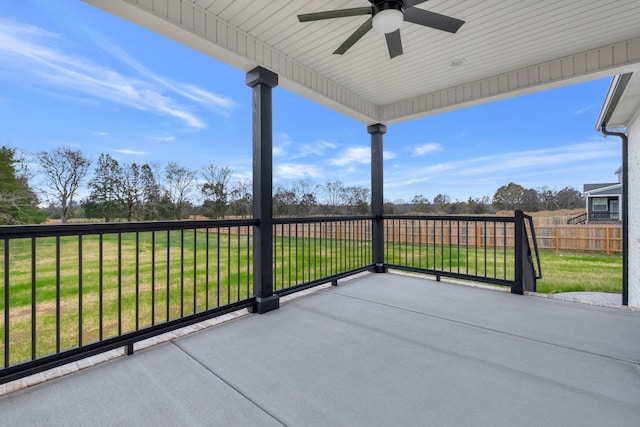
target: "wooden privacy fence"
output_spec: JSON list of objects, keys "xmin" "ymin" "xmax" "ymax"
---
[
  {"xmin": 197, "ymin": 217, "xmax": 622, "ymax": 254},
  {"xmin": 384, "ymin": 219, "xmax": 621, "ymax": 253},
  {"xmin": 533, "ymin": 224, "xmax": 622, "ymax": 253}
]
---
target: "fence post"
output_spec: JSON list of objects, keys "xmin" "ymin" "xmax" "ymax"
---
[
  {"xmin": 247, "ymin": 67, "xmax": 279, "ymax": 314},
  {"xmin": 513, "ymin": 209, "xmax": 525, "ymax": 295}
]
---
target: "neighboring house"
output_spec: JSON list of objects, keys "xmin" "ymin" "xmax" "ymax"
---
[{"xmin": 583, "ymin": 167, "xmax": 622, "ymax": 222}]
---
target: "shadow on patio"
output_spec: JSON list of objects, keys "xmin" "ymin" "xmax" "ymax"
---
[{"xmin": 1, "ymin": 272, "xmax": 638, "ymax": 426}]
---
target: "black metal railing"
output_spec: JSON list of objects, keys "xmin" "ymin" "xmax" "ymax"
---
[
  {"xmin": 1, "ymin": 211, "xmax": 540, "ymax": 385},
  {"xmin": 384, "ymin": 212, "xmax": 541, "ymax": 289},
  {"xmin": 0, "ymin": 219, "xmax": 256, "ymax": 384},
  {"xmin": 272, "ymin": 216, "xmax": 374, "ymax": 296},
  {"xmin": 567, "ymin": 212, "xmax": 587, "ymax": 224},
  {"xmin": 589, "ymin": 212, "xmax": 620, "ymax": 221},
  {"xmin": 384, "ymin": 215, "xmax": 515, "ymax": 286}
]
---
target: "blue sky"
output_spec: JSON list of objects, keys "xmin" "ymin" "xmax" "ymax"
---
[{"xmin": 0, "ymin": 1, "xmax": 622, "ymax": 204}]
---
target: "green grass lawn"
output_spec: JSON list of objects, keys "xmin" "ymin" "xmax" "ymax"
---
[{"xmin": 535, "ymin": 250, "xmax": 622, "ymax": 294}]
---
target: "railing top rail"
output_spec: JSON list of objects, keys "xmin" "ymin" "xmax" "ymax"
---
[
  {"xmin": 273, "ymin": 215, "xmax": 374, "ymax": 225},
  {"xmin": 385, "ymin": 214, "xmax": 516, "ymax": 223},
  {"xmin": 0, "ymin": 218, "xmax": 259, "ymax": 239}
]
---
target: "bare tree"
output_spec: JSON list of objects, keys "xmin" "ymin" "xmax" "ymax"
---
[
  {"xmin": 37, "ymin": 147, "xmax": 91, "ymax": 223},
  {"xmin": 201, "ymin": 165, "xmax": 232, "ymax": 218},
  {"xmin": 120, "ymin": 163, "xmax": 143, "ymax": 221},
  {"xmin": 229, "ymin": 177, "xmax": 252, "ymax": 217},
  {"xmin": 165, "ymin": 162, "xmax": 196, "ymax": 219},
  {"xmin": 322, "ymin": 180, "xmax": 344, "ymax": 211},
  {"xmin": 340, "ymin": 186, "xmax": 369, "ymax": 215}
]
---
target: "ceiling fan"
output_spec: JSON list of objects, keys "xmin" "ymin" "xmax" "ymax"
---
[{"xmin": 297, "ymin": 0, "xmax": 465, "ymax": 59}]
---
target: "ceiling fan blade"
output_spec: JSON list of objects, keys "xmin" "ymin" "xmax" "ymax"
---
[
  {"xmin": 385, "ymin": 29, "xmax": 403, "ymax": 59},
  {"xmin": 298, "ymin": 7, "xmax": 371, "ymax": 22},
  {"xmin": 404, "ymin": 0, "xmax": 430, "ymax": 7},
  {"xmin": 404, "ymin": 8, "xmax": 465, "ymax": 33},
  {"xmin": 334, "ymin": 18, "xmax": 373, "ymax": 55}
]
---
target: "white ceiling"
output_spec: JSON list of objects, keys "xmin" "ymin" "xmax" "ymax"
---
[{"xmin": 83, "ymin": 0, "xmax": 640, "ymax": 125}]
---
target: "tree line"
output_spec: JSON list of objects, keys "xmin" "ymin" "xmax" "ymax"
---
[{"xmin": 0, "ymin": 145, "xmax": 585, "ymax": 225}]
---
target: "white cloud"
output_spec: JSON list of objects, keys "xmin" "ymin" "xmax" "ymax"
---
[
  {"xmin": 329, "ymin": 147, "xmax": 370, "ymax": 166},
  {"xmin": 386, "ymin": 141, "xmax": 620, "ymax": 191},
  {"xmin": 149, "ymin": 136, "xmax": 176, "ymax": 142},
  {"xmin": 274, "ymin": 133, "xmax": 337, "ymax": 159},
  {"xmin": 574, "ymin": 103, "xmax": 596, "ymax": 114},
  {"xmin": 113, "ymin": 148, "xmax": 147, "ymax": 155},
  {"xmin": 413, "ymin": 143, "xmax": 442, "ymax": 156},
  {"xmin": 276, "ymin": 163, "xmax": 323, "ymax": 179},
  {"xmin": 0, "ymin": 19, "xmax": 236, "ymax": 130},
  {"xmin": 329, "ymin": 146, "xmax": 396, "ymax": 166}
]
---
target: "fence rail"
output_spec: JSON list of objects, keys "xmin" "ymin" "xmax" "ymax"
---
[{"xmin": 0, "ymin": 219, "xmax": 257, "ymax": 384}]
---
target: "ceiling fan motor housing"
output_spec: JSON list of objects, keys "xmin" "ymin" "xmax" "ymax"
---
[{"xmin": 371, "ymin": 0, "xmax": 405, "ymax": 15}]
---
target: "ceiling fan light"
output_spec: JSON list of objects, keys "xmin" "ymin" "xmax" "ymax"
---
[{"xmin": 372, "ymin": 9, "xmax": 403, "ymax": 34}]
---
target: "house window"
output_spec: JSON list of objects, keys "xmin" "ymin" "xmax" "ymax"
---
[{"xmin": 592, "ymin": 197, "xmax": 608, "ymax": 211}]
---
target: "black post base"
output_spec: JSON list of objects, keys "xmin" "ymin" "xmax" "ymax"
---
[
  {"xmin": 251, "ymin": 295, "xmax": 280, "ymax": 314},
  {"xmin": 374, "ymin": 263, "xmax": 387, "ymax": 273}
]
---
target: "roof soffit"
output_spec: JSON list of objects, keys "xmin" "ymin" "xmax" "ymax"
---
[{"xmin": 83, "ymin": 0, "xmax": 640, "ymax": 124}]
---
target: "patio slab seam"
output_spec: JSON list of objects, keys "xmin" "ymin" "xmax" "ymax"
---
[
  {"xmin": 170, "ymin": 340, "xmax": 286, "ymax": 426},
  {"xmin": 327, "ymin": 286, "xmax": 640, "ymax": 366}
]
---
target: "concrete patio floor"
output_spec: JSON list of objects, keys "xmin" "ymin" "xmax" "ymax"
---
[{"xmin": 1, "ymin": 272, "xmax": 639, "ymax": 426}]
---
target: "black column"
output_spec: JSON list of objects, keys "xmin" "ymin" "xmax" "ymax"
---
[
  {"xmin": 368, "ymin": 123, "xmax": 387, "ymax": 273},
  {"xmin": 246, "ymin": 67, "xmax": 279, "ymax": 314}
]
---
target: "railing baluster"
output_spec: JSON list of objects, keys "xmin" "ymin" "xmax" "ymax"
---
[
  {"xmin": 236, "ymin": 226, "xmax": 241, "ymax": 301},
  {"xmin": 194, "ymin": 228, "xmax": 198, "ymax": 313},
  {"xmin": 118, "ymin": 232, "xmax": 122, "ymax": 336},
  {"xmin": 246, "ymin": 226, "xmax": 251, "ymax": 298},
  {"xmin": 504, "ymin": 222, "xmax": 507, "ymax": 280},
  {"xmin": 151, "ymin": 231, "xmax": 156, "ymax": 326},
  {"xmin": 55, "ymin": 236, "xmax": 61, "ymax": 353},
  {"xmin": 4, "ymin": 239, "xmax": 10, "ymax": 368},
  {"xmin": 135, "ymin": 232, "xmax": 139, "ymax": 331},
  {"xmin": 99, "ymin": 234, "xmax": 103, "ymax": 340},
  {"xmin": 32, "ymin": 237, "xmax": 37, "ymax": 360},
  {"xmin": 180, "ymin": 229, "xmax": 184, "ymax": 318},
  {"xmin": 205, "ymin": 228, "xmax": 210, "ymax": 309},
  {"xmin": 217, "ymin": 231, "xmax": 220, "ymax": 307},
  {"xmin": 227, "ymin": 227, "xmax": 231, "ymax": 304},
  {"xmin": 166, "ymin": 230, "xmax": 170, "ymax": 321},
  {"xmin": 484, "ymin": 222, "xmax": 487, "ymax": 277}
]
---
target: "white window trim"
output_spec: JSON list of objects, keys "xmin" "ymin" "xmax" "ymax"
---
[{"xmin": 592, "ymin": 197, "xmax": 608, "ymax": 211}]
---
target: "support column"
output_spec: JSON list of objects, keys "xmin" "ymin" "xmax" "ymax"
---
[
  {"xmin": 246, "ymin": 67, "xmax": 279, "ymax": 314},
  {"xmin": 369, "ymin": 124, "xmax": 387, "ymax": 273}
]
